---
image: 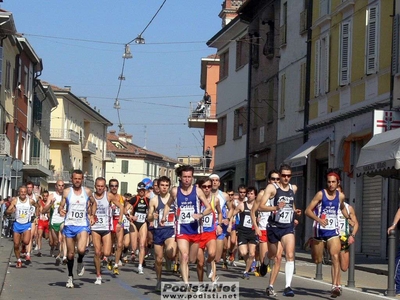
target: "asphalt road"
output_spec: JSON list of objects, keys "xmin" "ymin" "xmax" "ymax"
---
[{"xmin": 0, "ymin": 241, "xmax": 392, "ymax": 300}]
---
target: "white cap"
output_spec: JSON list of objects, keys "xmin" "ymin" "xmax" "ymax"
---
[{"xmin": 209, "ymin": 174, "xmax": 220, "ymax": 180}]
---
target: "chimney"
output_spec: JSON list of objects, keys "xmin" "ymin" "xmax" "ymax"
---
[
  {"xmin": 125, "ymin": 134, "xmax": 133, "ymax": 143},
  {"xmin": 118, "ymin": 132, "xmax": 127, "ymax": 143},
  {"xmin": 64, "ymin": 85, "xmax": 71, "ymax": 91}
]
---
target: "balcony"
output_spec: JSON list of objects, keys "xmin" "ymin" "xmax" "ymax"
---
[
  {"xmin": 0, "ymin": 134, "xmax": 10, "ymax": 156},
  {"xmin": 50, "ymin": 129, "xmax": 80, "ymax": 144},
  {"xmin": 84, "ymin": 174, "xmax": 94, "ymax": 189},
  {"xmin": 22, "ymin": 156, "xmax": 52, "ymax": 177},
  {"xmin": 82, "ymin": 139, "xmax": 96, "ymax": 154},
  {"xmin": 104, "ymin": 151, "xmax": 116, "ymax": 162},
  {"xmin": 188, "ymin": 102, "xmax": 218, "ymax": 129},
  {"xmin": 48, "ymin": 171, "xmax": 71, "ymax": 184}
]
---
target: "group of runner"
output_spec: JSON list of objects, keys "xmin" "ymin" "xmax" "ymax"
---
[{"xmin": 5, "ymin": 165, "xmax": 358, "ymax": 297}]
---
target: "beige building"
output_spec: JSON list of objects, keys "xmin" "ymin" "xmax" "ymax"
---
[
  {"xmin": 106, "ymin": 130, "xmax": 178, "ymax": 195},
  {"xmin": 47, "ymin": 84, "xmax": 112, "ymax": 190}
]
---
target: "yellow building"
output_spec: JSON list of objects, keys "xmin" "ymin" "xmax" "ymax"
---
[{"xmin": 47, "ymin": 84, "xmax": 112, "ymax": 190}]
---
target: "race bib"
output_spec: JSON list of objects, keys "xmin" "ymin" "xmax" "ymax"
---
[
  {"xmin": 321, "ymin": 214, "xmax": 336, "ymax": 230},
  {"xmin": 243, "ymin": 215, "xmax": 253, "ymax": 228},
  {"xmin": 135, "ymin": 212, "xmax": 146, "ymax": 223},
  {"xmin": 19, "ymin": 209, "xmax": 29, "ymax": 219},
  {"xmin": 202, "ymin": 214, "xmax": 213, "ymax": 228},
  {"xmin": 159, "ymin": 209, "xmax": 175, "ymax": 227},
  {"xmin": 179, "ymin": 207, "xmax": 194, "ymax": 224},
  {"xmin": 123, "ymin": 215, "xmax": 130, "ymax": 230},
  {"xmin": 113, "ymin": 207, "xmax": 121, "ymax": 216},
  {"xmin": 68, "ymin": 208, "xmax": 85, "ymax": 220},
  {"xmin": 278, "ymin": 208, "xmax": 293, "ymax": 224}
]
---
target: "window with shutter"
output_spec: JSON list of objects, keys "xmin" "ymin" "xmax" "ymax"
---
[
  {"xmin": 340, "ymin": 21, "xmax": 351, "ymax": 85},
  {"xmin": 121, "ymin": 160, "xmax": 128, "ymax": 174},
  {"xmin": 366, "ymin": 5, "xmax": 378, "ymax": 74},
  {"xmin": 299, "ymin": 62, "xmax": 306, "ymax": 110},
  {"xmin": 280, "ymin": 74, "xmax": 286, "ymax": 118},
  {"xmin": 121, "ymin": 182, "xmax": 128, "ymax": 195},
  {"xmin": 323, "ymin": 34, "xmax": 330, "ymax": 93},
  {"xmin": 314, "ymin": 40, "xmax": 321, "ymax": 97},
  {"xmin": 392, "ymin": 14, "xmax": 399, "ymax": 74}
]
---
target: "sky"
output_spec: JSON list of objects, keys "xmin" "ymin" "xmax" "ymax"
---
[{"xmin": 2, "ymin": 0, "xmax": 223, "ymax": 159}]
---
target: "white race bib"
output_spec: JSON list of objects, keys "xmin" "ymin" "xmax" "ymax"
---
[
  {"xmin": 202, "ymin": 214, "xmax": 213, "ymax": 228},
  {"xmin": 135, "ymin": 212, "xmax": 146, "ymax": 223},
  {"xmin": 179, "ymin": 207, "xmax": 194, "ymax": 224},
  {"xmin": 243, "ymin": 215, "xmax": 253, "ymax": 228},
  {"xmin": 278, "ymin": 208, "xmax": 293, "ymax": 224}
]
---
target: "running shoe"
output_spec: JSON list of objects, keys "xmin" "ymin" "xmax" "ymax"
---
[
  {"xmin": 95, "ymin": 277, "xmax": 102, "ymax": 285},
  {"xmin": 250, "ymin": 260, "xmax": 257, "ymax": 272},
  {"xmin": 118, "ymin": 260, "xmax": 123, "ymax": 267},
  {"xmin": 107, "ymin": 260, "xmax": 113, "ymax": 270},
  {"xmin": 283, "ymin": 286, "xmax": 295, "ymax": 297},
  {"xmin": 242, "ymin": 272, "xmax": 250, "ymax": 280},
  {"xmin": 155, "ymin": 280, "xmax": 161, "ymax": 292},
  {"xmin": 62, "ymin": 257, "xmax": 68, "ymax": 265},
  {"xmin": 77, "ymin": 263, "xmax": 85, "ymax": 277},
  {"xmin": 330, "ymin": 286, "xmax": 341, "ymax": 298},
  {"xmin": 34, "ymin": 245, "xmax": 39, "ymax": 251},
  {"xmin": 37, "ymin": 252, "xmax": 42, "ymax": 257},
  {"xmin": 113, "ymin": 266, "xmax": 119, "ymax": 275},
  {"xmin": 222, "ymin": 262, "xmax": 228, "ymax": 269},
  {"xmin": 25, "ymin": 255, "xmax": 31, "ymax": 265},
  {"xmin": 16, "ymin": 260, "xmax": 22, "ymax": 268},
  {"xmin": 266, "ymin": 286, "xmax": 277, "ymax": 297},
  {"xmin": 55, "ymin": 256, "xmax": 61, "ymax": 266},
  {"xmin": 138, "ymin": 266, "xmax": 144, "ymax": 274},
  {"xmin": 66, "ymin": 276, "xmax": 74, "ymax": 288},
  {"xmin": 102, "ymin": 257, "xmax": 108, "ymax": 267}
]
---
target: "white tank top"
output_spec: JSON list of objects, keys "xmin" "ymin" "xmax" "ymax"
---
[
  {"xmin": 51, "ymin": 193, "xmax": 64, "ymax": 224},
  {"xmin": 91, "ymin": 192, "xmax": 111, "ymax": 231},
  {"xmin": 28, "ymin": 193, "xmax": 37, "ymax": 217},
  {"xmin": 15, "ymin": 197, "xmax": 31, "ymax": 224},
  {"xmin": 64, "ymin": 187, "xmax": 89, "ymax": 226},
  {"xmin": 258, "ymin": 196, "xmax": 273, "ymax": 230}
]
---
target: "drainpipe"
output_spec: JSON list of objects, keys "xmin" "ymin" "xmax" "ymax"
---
[{"xmin": 245, "ymin": 32, "xmax": 254, "ymax": 186}]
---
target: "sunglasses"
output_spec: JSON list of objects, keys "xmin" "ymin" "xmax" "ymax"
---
[
  {"xmin": 202, "ymin": 185, "xmax": 212, "ymax": 189},
  {"xmin": 281, "ymin": 174, "xmax": 292, "ymax": 178},
  {"xmin": 228, "ymin": 193, "xmax": 234, "ymax": 196},
  {"xmin": 270, "ymin": 177, "xmax": 280, "ymax": 181},
  {"xmin": 110, "ymin": 185, "xmax": 119, "ymax": 188}
]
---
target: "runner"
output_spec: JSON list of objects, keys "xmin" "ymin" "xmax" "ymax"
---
[
  {"xmin": 58, "ymin": 169, "xmax": 97, "ymax": 288},
  {"xmin": 196, "ymin": 177, "xmax": 222, "ymax": 284},
  {"xmin": 305, "ymin": 168, "xmax": 349, "ymax": 297},
  {"xmin": 108, "ymin": 178, "xmax": 125, "ymax": 274},
  {"xmin": 147, "ymin": 176, "xmax": 177, "ymax": 291},
  {"xmin": 228, "ymin": 186, "xmax": 258, "ymax": 279},
  {"xmin": 129, "ymin": 181, "xmax": 150, "ymax": 274},
  {"xmin": 161, "ymin": 165, "xmax": 212, "ymax": 286},
  {"xmin": 36, "ymin": 191, "xmax": 50, "ymax": 257},
  {"xmin": 91, "ymin": 177, "xmax": 124, "ymax": 285},
  {"xmin": 42, "ymin": 180, "xmax": 67, "ymax": 265},
  {"xmin": 6, "ymin": 186, "xmax": 37, "ymax": 267},
  {"xmin": 209, "ymin": 174, "xmax": 230, "ymax": 276},
  {"xmin": 256, "ymin": 164, "xmax": 301, "ymax": 297},
  {"xmin": 26, "ymin": 181, "xmax": 39, "ymax": 263}
]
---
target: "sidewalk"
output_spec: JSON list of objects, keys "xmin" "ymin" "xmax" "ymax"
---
[{"xmin": 0, "ymin": 237, "xmax": 13, "ymax": 295}]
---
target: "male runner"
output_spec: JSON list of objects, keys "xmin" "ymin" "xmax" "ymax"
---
[
  {"xmin": 36, "ymin": 191, "xmax": 50, "ymax": 257},
  {"xmin": 147, "ymin": 176, "xmax": 177, "ymax": 291},
  {"xmin": 26, "ymin": 181, "xmax": 39, "ymax": 263},
  {"xmin": 161, "ymin": 165, "xmax": 212, "ymax": 286},
  {"xmin": 58, "ymin": 169, "xmax": 97, "ymax": 288},
  {"xmin": 6, "ymin": 186, "xmax": 37, "ymax": 267}
]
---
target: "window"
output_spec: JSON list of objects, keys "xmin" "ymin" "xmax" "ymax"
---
[
  {"xmin": 366, "ymin": 5, "xmax": 378, "ymax": 74},
  {"xmin": 319, "ymin": 0, "xmax": 330, "ymax": 18},
  {"xmin": 5, "ymin": 60, "xmax": 10, "ymax": 90},
  {"xmin": 251, "ymin": 35, "xmax": 260, "ymax": 68},
  {"xmin": 234, "ymin": 107, "xmax": 246, "ymax": 139},
  {"xmin": 251, "ymin": 87, "xmax": 259, "ymax": 129},
  {"xmin": 314, "ymin": 34, "xmax": 330, "ymax": 97},
  {"xmin": 263, "ymin": 27, "xmax": 275, "ymax": 58},
  {"xmin": 340, "ymin": 20, "xmax": 351, "ymax": 85},
  {"xmin": 121, "ymin": 182, "xmax": 128, "ymax": 195},
  {"xmin": 220, "ymin": 50, "xmax": 229, "ymax": 80},
  {"xmin": 267, "ymin": 79, "xmax": 275, "ymax": 123},
  {"xmin": 121, "ymin": 160, "xmax": 129, "ymax": 174},
  {"xmin": 280, "ymin": 2, "xmax": 288, "ymax": 47},
  {"xmin": 217, "ymin": 115, "xmax": 227, "ymax": 145},
  {"xmin": 299, "ymin": 62, "xmax": 306, "ymax": 110},
  {"xmin": 236, "ymin": 37, "xmax": 248, "ymax": 70},
  {"xmin": 280, "ymin": 74, "xmax": 286, "ymax": 118},
  {"xmin": 0, "ymin": 47, "xmax": 3, "ymax": 85}
]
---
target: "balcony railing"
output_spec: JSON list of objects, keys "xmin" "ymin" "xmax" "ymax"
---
[
  {"xmin": 50, "ymin": 129, "xmax": 80, "ymax": 144},
  {"xmin": 188, "ymin": 102, "xmax": 216, "ymax": 119},
  {"xmin": 30, "ymin": 156, "xmax": 47, "ymax": 167},
  {"xmin": 84, "ymin": 174, "xmax": 94, "ymax": 189},
  {"xmin": 0, "ymin": 134, "xmax": 11, "ymax": 156},
  {"xmin": 104, "ymin": 151, "xmax": 116, "ymax": 162},
  {"xmin": 82, "ymin": 139, "xmax": 96, "ymax": 154},
  {"xmin": 48, "ymin": 171, "xmax": 71, "ymax": 182}
]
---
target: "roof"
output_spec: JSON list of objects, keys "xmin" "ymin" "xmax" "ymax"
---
[{"xmin": 106, "ymin": 131, "xmax": 179, "ymax": 164}]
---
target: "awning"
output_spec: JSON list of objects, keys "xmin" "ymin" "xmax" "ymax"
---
[
  {"xmin": 284, "ymin": 135, "xmax": 330, "ymax": 167},
  {"xmin": 216, "ymin": 170, "xmax": 234, "ymax": 180},
  {"xmin": 356, "ymin": 128, "xmax": 400, "ymax": 175}
]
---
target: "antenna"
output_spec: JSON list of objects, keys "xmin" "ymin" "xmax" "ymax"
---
[{"xmin": 143, "ymin": 125, "xmax": 147, "ymax": 149}]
